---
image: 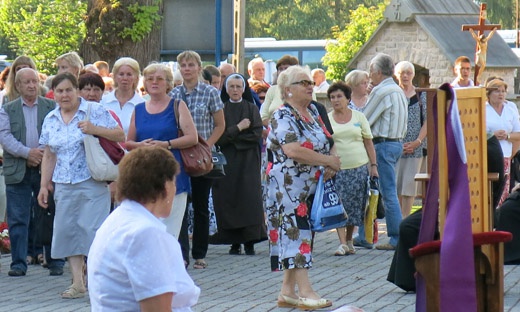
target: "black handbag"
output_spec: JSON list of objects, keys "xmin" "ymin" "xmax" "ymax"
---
[
  {"xmin": 370, "ymin": 177, "xmax": 385, "ymax": 219},
  {"xmin": 35, "ymin": 194, "xmax": 55, "ymax": 246},
  {"xmin": 205, "ymin": 147, "xmax": 227, "ymax": 179}
]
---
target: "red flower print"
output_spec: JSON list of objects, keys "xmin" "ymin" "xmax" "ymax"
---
[
  {"xmin": 299, "ymin": 242, "xmax": 311, "ymax": 254},
  {"xmin": 269, "ymin": 229, "xmax": 279, "ymax": 243},
  {"xmin": 301, "ymin": 141, "xmax": 313, "ymax": 150},
  {"xmin": 296, "ymin": 202, "xmax": 308, "ymax": 217}
]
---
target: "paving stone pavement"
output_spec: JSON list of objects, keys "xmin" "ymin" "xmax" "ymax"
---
[{"xmin": 1, "ymin": 223, "xmax": 520, "ymax": 312}]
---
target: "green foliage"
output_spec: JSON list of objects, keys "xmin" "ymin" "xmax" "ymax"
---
[
  {"xmin": 119, "ymin": 2, "xmax": 162, "ymax": 42},
  {"xmin": 0, "ymin": 0, "xmax": 87, "ymax": 74},
  {"xmin": 323, "ymin": 3, "xmax": 386, "ymax": 81},
  {"xmin": 246, "ymin": 0, "xmax": 381, "ymax": 40},
  {"xmin": 484, "ymin": 0, "xmax": 515, "ymax": 29}
]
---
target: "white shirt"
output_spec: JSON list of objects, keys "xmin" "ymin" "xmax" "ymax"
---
[
  {"xmin": 451, "ymin": 79, "xmax": 475, "ymax": 88},
  {"xmin": 100, "ymin": 91, "xmax": 144, "ymax": 136},
  {"xmin": 314, "ymin": 81, "xmax": 330, "ymax": 93},
  {"xmin": 486, "ymin": 101, "xmax": 520, "ymax": 157},
  {"xmin": 88, "ymin": 199, "xmax": 200, "ymax": 312}
]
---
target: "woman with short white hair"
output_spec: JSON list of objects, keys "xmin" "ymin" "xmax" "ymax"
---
[{"xmin": 394, "ymin": 61, "xmax": 427, "ymax": 217}]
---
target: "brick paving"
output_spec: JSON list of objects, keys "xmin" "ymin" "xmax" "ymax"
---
[{"xmin": 1, "ymin": 223, "xmax": 520, "ymax": 311}]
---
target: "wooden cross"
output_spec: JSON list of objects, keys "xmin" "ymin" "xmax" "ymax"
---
[{"xmin": 462, "ymin": 3, "xmax": 501, "ymax": 85}]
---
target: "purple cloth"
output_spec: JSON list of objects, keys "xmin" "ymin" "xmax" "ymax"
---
[{"xmin": 416, "ymin": 83, "xmax": 477, "ymax": 311}]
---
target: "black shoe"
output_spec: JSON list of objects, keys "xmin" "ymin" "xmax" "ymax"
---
[
  {"xmin": 229, "ymin": 244, "xmax": 241, "ymax": 255},
  {"xmin": 8, "ymin": 269, "xmax": 26, "ymax": 277},
  {"xmin": 244, "ymin": 243, "xmax": 255, "ymax": 255},
  {"xmin": 49, "ymin": 267, "xmax": 64, "ymax": 276}
]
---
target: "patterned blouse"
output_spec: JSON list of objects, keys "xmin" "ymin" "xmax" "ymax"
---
[
  {"xmin": 39, "ymin": 98, "xmax": 118, "ymax": 184},
  {"xmin": 402, "ymin": 92, "xmax": 427, "ymax": 159}
]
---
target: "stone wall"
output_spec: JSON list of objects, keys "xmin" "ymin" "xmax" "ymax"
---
[{"xmin": 350, "ymin": 21, "xmax": 517, "ymax": 95}]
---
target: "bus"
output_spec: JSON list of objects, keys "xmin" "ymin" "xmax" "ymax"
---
[{"xmin": 230, "ymin": 38, "xmax": 335, "ymax": 84}]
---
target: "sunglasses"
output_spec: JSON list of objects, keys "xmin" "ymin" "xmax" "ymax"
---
[{"xmin": 291, "ymin": 80, "xmax": 315, "ymax": 87}]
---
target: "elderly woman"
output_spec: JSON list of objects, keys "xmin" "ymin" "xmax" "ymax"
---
[
  {"xmin": 209, "ymin": 74, "xmax": 266, "ymax": 255},
  {"xmin": 37, "ymin": 72, "xmax": 124, "ymax": 299},
  {"xmin": 394, "ymin": 61, "xmax": 427, "ymax": 217},
  {"xmin": 266, "ymin": 66, "xmax": 340, "ymax": 310},
  {"xmin": 101, "ymin": 57, "xmax": 145, "ymax": 136},
  {"xmin": 88, "ymin": 146, "xmax": 200, "ymax": 311},
  {"xmin": 260, "ymin": 55, "xmax": 300, "ymax": 126},
  {"xmin": 486, "ymin": 78, "xmax": 520, "ymax": 206},
  {"xmin": 79, "ymin": 72, "xmax": 105, "ymax": 103},
  {"xmin": 327, "ymin": 82, "xmax": 378, "ymax": 256},
  {"xmin": 344, "ymin": 69, "xmax": 370, "ymax": 111},
  {"xmin": 126, "ymin": 63, "xmax": 197, "ymax": 239}
]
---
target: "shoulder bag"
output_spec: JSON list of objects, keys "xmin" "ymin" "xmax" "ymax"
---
[
  {"xmin": 84, "ymin": 102, "xmax": 120, "ymax": 182},
  {"xmin": 205, "ymin": 145, "xmax": 227, "ymax": 179},
  {"xmin": 173, "ymin": 99, "xmax": 213, "ymax": 177},
  {"xmin": 308, "ymin": 167, "xmax": 348, "ymax": 232}
]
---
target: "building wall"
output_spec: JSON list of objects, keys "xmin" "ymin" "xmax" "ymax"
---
[{"xmin": 350, "ymin": 22, "xmax": 517, "ymax": 95}]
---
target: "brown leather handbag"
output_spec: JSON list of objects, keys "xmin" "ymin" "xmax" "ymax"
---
[{"xmin": 173, "ymin": 99, "xmax": 213, "ymax": 177}]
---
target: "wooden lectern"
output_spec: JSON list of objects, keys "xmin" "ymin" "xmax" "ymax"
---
[{"xmin": 409, "ymin": 87, "xmax": 512, "ymax": 311}]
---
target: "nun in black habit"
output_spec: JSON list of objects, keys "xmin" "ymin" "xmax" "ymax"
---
[{"xmin": 209, "ymin": 73, "xmax": 267, "ymax": 255}]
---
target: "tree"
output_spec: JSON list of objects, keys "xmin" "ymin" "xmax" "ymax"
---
[
  {"xmin": 0, "ymin": 0, "xmax": 86, "ymax": 74},
  {"xmin": 322, "ymin": 3, "xmax": 386, "ymax": 81},
  {"xmin": 81, "ymin": 0, "xmax": 163, "ymax": 68},
  {"xmin": 245, "ymin": 0, "xmax": 381, "ymax": 40}
]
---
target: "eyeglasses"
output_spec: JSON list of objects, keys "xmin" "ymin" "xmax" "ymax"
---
[{"xmin": 291, "ymin": 80, "xmax": 315, "ymax": 87}]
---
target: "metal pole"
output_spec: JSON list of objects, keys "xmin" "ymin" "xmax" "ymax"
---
[{"xmin": 215, "ymin": 0, "xmax": 222, "ymax": 66}]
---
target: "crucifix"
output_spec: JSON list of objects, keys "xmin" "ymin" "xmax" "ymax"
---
[{"xmin": 462, "ymin": 3, "xmax": 501, "ymax": 86}]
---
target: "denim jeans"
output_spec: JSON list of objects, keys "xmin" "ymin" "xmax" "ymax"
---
[
  {"xmin": 358, "ymin": 142, "xmax": 403, "ymax": 246},
  {"xmin": 6, "ymin": 168, "xmax": 41, "ymax": 272},
  {"xmin": 6, "ymin": 168, "xmax": 64, "ymax": 271}
]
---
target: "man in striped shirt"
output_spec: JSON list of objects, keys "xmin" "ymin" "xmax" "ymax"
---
[{"xmin": 358, "ymin": 53, "xmax": 408, "ymax": 251}]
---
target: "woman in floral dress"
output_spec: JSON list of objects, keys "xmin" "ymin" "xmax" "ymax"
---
[{"xmin": 266, "ymin": 66, "xmax": 340, "ymax": 310}]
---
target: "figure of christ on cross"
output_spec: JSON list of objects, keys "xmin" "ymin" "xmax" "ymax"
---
[{"xmin": 462, "ymin": 3, "xmax": 501, "ymax": 86}]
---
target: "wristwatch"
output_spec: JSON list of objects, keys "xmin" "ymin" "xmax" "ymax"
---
[
  {"xmin": 167, "ymin": 140, "xmax": 172, "ymax": 150},
  {"xmin": 507, "ymin": 134, "xmax": 511, "ymax": 141}
]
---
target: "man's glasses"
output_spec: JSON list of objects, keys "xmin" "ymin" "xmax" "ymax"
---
[{"xmin": 291, "ymin": 80, "xmax": 315, "ymax": 87}]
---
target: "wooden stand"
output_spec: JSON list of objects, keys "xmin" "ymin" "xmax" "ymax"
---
[{"xmin": 410, "ymin": 87, "xmax": 512, "ymax": 311}]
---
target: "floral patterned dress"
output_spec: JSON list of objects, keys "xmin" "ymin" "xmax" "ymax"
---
[{"xmin": 266, "ymin": 103, "xmax": 331, "ymax": 271}]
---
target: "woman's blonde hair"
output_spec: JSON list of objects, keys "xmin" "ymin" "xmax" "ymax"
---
[
  {"xmin": 142, "ymin": 63, "xmax": 174, "ymax": 94},
  {"xmin": 344, "ymin": 70, "xmax": 369, "ymax": 88},
  {"xmin": 4, "ymin": 56, "xmax": 37, "ymax": 101},
  {"xmin": 56, "ymin": 52, "xmax": 84, "ymax": 76},
  {"xmin": 485, "ymin": 78, "xmax": 508, "ymax": 98},
  {"xmin": 112, "ymin": 57, "xmax": 141, "ymax": 91}
]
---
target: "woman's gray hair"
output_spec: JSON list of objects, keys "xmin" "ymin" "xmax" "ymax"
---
[
  {"xmin": 394, "ymin": 61, "xmax": 415, "ymax": 76},
  {"xmin": 277, "ymin": 65, "xmax": 311, "ymax": 100},
  {"xmin": 225, "ymin": 73, "xmax": 246, "ymax": 91},
  {"xmin": 370, "ymin": 53, "xmax": 395, "ymax": 77}
]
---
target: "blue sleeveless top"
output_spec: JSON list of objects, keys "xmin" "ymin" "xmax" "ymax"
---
[{"xmin": 134, "ymin": 100, "xmax": 190, "ymax": 194}]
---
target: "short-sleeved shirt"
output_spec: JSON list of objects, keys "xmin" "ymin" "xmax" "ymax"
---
[
  {"xmin": 363, "ymin": 77, "xmax": 408, "ymax": 139},
  {"xmin": 328, "ymin": 109, "xmax": 373, "ymax": 169},
  {"xmin": 169, "ymin": 82, "xmax": 224, "ymax": 141},
  {"xmin": 88, "ymin": 199, "xmax": 200, "ymax": 311},
  {"xmin": 100, "ymin": 91, "xmax": 144, "ymax": 136},
  {"xmin": 486, "ymin": 101, "xmax": 520, "ymax": 157},
  {"xmin": 39, "ymin": 98, "xmax": 118, "ymax": 184}
]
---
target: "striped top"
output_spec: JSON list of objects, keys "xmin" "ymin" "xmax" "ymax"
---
[{"xmin": 363, "ymin": 77, "xmax": 408, "ymax": 139}]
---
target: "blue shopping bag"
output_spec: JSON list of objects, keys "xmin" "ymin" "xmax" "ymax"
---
[{"xmin": 309, "ymin": 168, "xmax": 348, "ymax": 232}]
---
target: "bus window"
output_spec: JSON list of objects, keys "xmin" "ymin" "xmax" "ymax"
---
[{"xmin": 229, "ymin": 38, "xmax": 334, "ymax": 80}]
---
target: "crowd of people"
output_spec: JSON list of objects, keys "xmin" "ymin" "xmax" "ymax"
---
[{"xmin": 1, "ymin": 47, "xmax": 520, "ymax": 311}]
